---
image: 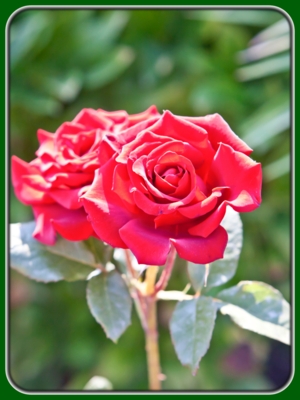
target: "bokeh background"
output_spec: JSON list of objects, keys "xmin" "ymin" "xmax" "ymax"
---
[{"xmin": 9, "ymin": 7, "xmax": 291, "ymax": 392}]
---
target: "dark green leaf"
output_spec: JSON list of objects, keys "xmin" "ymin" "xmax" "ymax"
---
[
  {"xmin": 10, "ymin": 222, "xmax": 96, "ymax": 282},
  {"xmin": 217, "ymin": 281, "xmax": 290, "ymax": 344},
  {"xmin": 186, "ymin": 10, "xmax": 281, "ymax": 26},
  {"xmin": 169, "ymin": 297, "xmax": 217, "ymax": 374},
  {"xmin": 188, "ymin": 208, "xmax": 242, "ymax": 292},
  {"xmin": 87, "ymin": 271, "xmax": 132, "ymax": 342}
]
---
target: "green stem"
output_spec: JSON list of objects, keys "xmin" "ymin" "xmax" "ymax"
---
[{"xmin": 145, "ymin": 295, "xmax": 161, "ymax": 390}]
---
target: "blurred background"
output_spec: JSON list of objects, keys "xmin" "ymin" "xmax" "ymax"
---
[{"xmin": 9, "ymin": 8, "xmax": 291, "ymax": 391}]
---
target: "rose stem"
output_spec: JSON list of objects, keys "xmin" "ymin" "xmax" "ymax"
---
[
  {"xmin": 144, "ymin": 266, "xmax": 161, "ymax": 390},
  {"xmin": 123, "ymin": 250, "xmax": 147, "ymax": 330},
  {"xmin": 154, "ymin": 245, "xmax": 177, "ymax": 293}
]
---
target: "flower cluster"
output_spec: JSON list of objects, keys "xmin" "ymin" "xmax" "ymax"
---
[{"xmin": 12, "ymin": 107, "xmax": 262, "ymax": 265}]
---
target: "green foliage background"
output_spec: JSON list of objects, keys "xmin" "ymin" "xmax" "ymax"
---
[{"xmin": 9, "ymin": 7, "xmax": 291, "ymax": 391}]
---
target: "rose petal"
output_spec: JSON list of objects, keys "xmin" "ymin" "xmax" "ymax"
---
[
  {"xmin": 81, "ymin": 160, "xmax": 135, "ymax": 248},
  {"xmin": 116, "ymin": 131, "xmax": 172, "ymax": 163},
  {"xmin": 148, "ymin": 140, "xmax": 204, "ymax": 170},
  {"xmin": 11, "ymin": 156, "xmax": 54, "ymax": 205},
  {"xmin": 188, "ymin": 202, "xmax": 227, "ymax": 238},
  {"xmin": 49, "ymin": 187, "xmax": 88, "ymax": 210},
  {"xmin": 186, "ymin": 113, "xmax": 253, "ymax": 155},
  {"xmin": 51, "ymin": 208, "xmax": 95, "ymax": 241},
  {"xmin": 32, "ymin": 210, "xmax": 56, "ymax": 245},
  {"xmin": 208, "ymin": 143, "xmax": 262, "ymax": 210},
  {"xmin": 127, "ymin": 105, "xmax": 160, "ymax": 127},
  {"xmin": 178, "ymin": 187, "xmax": 227, "ymax": 219},
  {"xmin": 72, "ymin": 109, "xmax": 113, "ymax": 130},
  {"xmin": 115, "ymin": 116, "xmax": 161, "ymax": 147},
  {"xmin": 133, "ymin": 189, "xmax": 194, "ymax": 216},
  {"xmin": 170, "ymin": 225, "xmax": 228, "ymax": 264},
  {"xmin": 45, "ymin": 172, "xmax": 94, "ymax": 188},
  {"xmin": 154, "ymin": 210, "xmax": 190, "ymax": 228},
  {"xmin": 112, "ymin": 163, "xmax": 137, "ymax": 213},
  {"xmin": 119, "ymin": 219, "xmax": 171, "ymax": 265},
  {"xmin": 150, "ymin": 111, "xmax": 212, "ymax": 153}
]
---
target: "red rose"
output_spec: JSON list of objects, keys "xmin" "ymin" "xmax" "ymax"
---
[
  {"xmin": 82, "ymin": 110, "xmax": 262, "ymax": 265},
  {"xmin": 11, "ymin": 106, "xmax": 160, "ymax": 245}
]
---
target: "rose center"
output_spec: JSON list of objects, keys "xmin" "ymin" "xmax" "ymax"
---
[{"xmin": 160, "ymin": 165, "xmax": 184, "ymax": 186}]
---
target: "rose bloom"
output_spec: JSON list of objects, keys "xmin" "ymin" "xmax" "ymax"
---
[
  {"xmin": 11, "ymin": 106, "xmax": 160, "ymax": 245},
  {"xmin": 82, "ymin": 110, "xmax": 262, "ymax": 265}
]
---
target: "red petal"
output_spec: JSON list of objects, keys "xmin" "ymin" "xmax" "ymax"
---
[
  {"xmin": 49, "ymin": 187, "xmax": 88, "ymax": 210},
  {"xmin": 81, "ymin": 159, "xmax": 135, "ymax": 248},
  {"xmin": 188, "ymin": 202, "xmax": 227, "ymax": 238},
  {"xmin": 32, "ymin": 210, "xmax": 56, "ymax": 245},
  {"xmin": 208, "ymin": 143, "xmax": 262, "ymax": 210},
  {"xmin": 51, "ymin": 208, "xmax": 94, "ymax": 241},
  {"xmin": 178, "ymin": 188, "xmax": 226, "ymax": 219},
  {"xmin": 45, "ymin": 172, "xmax": 94, "ymax": 187},
  {"xmin": 11, "ymin": 156, "xmax": 54, "ymax": 205},
  {"xmin": 127, "ymin": 105, "xmax": 160, "ymax": 127},
  {"xmin": 150, "ymin": 111, "xmax": 211, "ymax": 153},
  {"xmin": 116, "ymin": 131, "xmax": 171, "ymax": 163},
  {"xmin": 112, "ymin": 164, "xmax": 137, "ymax": 212},
  {"xmin": 72, "ymin": 109, "xmax": 113, "ymax": 130},
  {"xmin": 32, "ymin": 204, "xmax": 94, "ymax": 243},
  {"xmin": 186, "ymin": 113, "xmax": 253, "ymax": 155},
  {"xmin": 119, "ymin": 219, "xmax": 171, "ymax": 265},
  {"xmin": 171, "ymin": 225, "xmax": 228, "ymax": 264}
]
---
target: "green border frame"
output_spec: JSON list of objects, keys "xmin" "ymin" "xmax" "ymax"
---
[{"xmin": 4, "ymin": 1, "xmax": 296, "ymax": 398}]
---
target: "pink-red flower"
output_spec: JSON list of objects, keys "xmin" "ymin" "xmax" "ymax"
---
[
  {"xmin": 82, "ymin": 110, "xmax": 262, "ymax": 265},
  {"xmin": 11, "ymin": 106, "xmax": 160, "ymax": 245}
]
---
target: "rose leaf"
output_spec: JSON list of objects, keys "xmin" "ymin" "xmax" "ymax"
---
[
  {"xmin": 188, "ymin": 207, "xmax": 243, "ymax": 292},
  {"xmin": 217, "ymin": 281, "xmax": 290, "ymax": 345},
  {"xmin": 86, "ymin": 270, "xmax": 132, "ymax": 342},
  {"xmin": 169, "ymin": 296, "xmax": 217, "ymax": 375},
  {"xmin": 10, "ymin": 222, "xmax": 97, "ymax": 282}
]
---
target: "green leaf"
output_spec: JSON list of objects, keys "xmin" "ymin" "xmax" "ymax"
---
[
  {"xmin": 217, "ymin": 281, "xmax": 290, "ymax": 344},
  {"xmin": 10, "ymin": 222, "xmax": 97, "ymax": 282},
  {"xmin": 84, "ymin": 236, "xmax": 108, "ymax": 265},
  {"xmin": 169, "ymin": 297, "xmax": 217, "ymax": 374},
  {"xmin": 84, "ymin": 46, "xmax": 135, "ymax": 90},
  {"xmin": 236, "ymin": 53, "xmax": 290, "ymax": 81},
  {"xmin": 188, "ymin": 208, "xmax": 242, "ymax": 292},
  {"xmin": 10, "ymin": 11, "xmax": 54, "ymax": 68},
  {"xmin": 264, "ymin": 154, "xmax": 290, "ymax": 181},
  {"xmin": 87, "ymin": 271, "xmax": 132, "ymax": 342}
]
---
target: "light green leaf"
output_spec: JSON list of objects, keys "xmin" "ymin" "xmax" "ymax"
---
[
  {"xmin": 169, "ymin": 297, "xmax": 217, "ymax": 374},
  {"xmin": 236, "ymin": 53, "xmax": 290, "ymax": 81},
  {"xmin": 188, "ymin": 208, "xmax": 243, "ymax": 292},
  {"xmin": 85, "ymin": 46, "xmax": 135, "ymax": 90},
  {"xmin": 264, "ymin": 154, "xmax": 290, "ymax": 181},
  {"xmin": 10, "ymin": 11, "xmax": 54, "ymax": 68},
  {"xmin": 217, "ymin": 281, "xmax": 290, "ymax": 344},
  {"xmin": 10, "ymin": 222, "xmax": 97, "ymax": 282},
  {"xmin": 87, "ymin": 271, "xmax": 132, "ymax": 342}
]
